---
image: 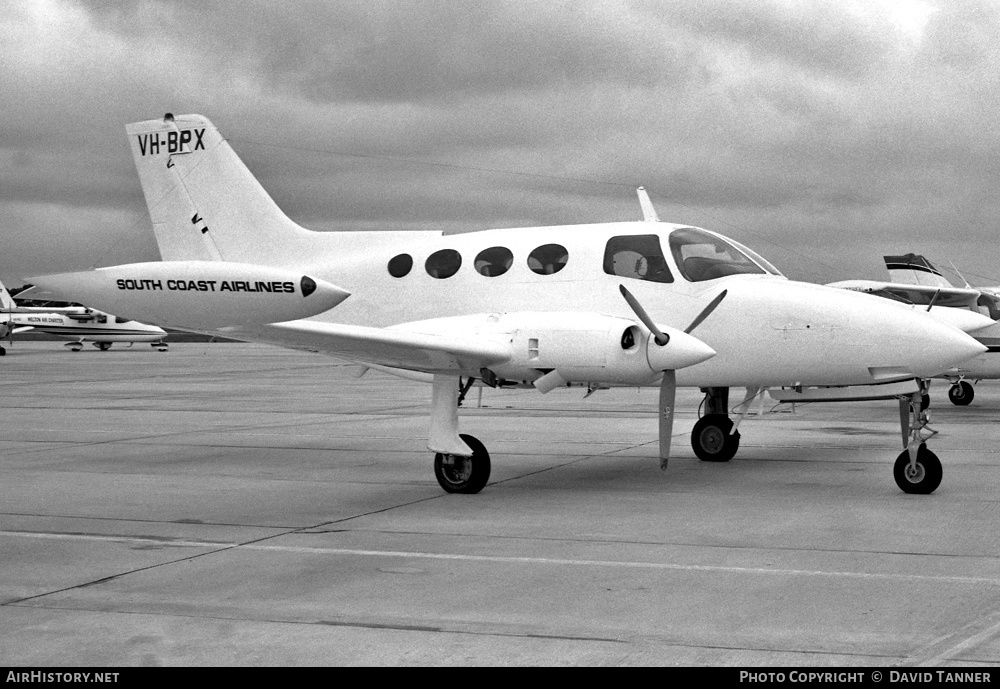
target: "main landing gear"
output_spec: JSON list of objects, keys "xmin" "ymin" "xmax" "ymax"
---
[
  {"xmin": 428, "ymin": 374, "xmax": 492, "ymax": 494},
  {"xmin": 948, "ymin": 380, "xmax": 974, "ymax": 406},
  {"xmin": 691, "ymin": 387, "xmax": 742, "ymax": 462},
  {"xmin": 434, "ymin": 434, "xmax": 491, "ymax": 494}
]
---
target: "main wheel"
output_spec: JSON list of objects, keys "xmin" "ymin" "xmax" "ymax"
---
[
  {"xmin": 434, "ymin": 433, "xmax": 491, "ymax": 494},
  {"xmin": 948, "ymin": 381, "xmax": 974, "ymax": 406},
  {"xmin": 96, "ymin": 342, "xmax": 112, "ymax": 351},
  {"xmin": 893, "ymin": 444, "xmax": 942, "ymax": 494},
  {"xmin": 0, "ymin": 346, "xmax": 6, "ymax": 356},
  {"xmin": 691, "ymin": 414, "xmax": 740, "ymax": 462}
]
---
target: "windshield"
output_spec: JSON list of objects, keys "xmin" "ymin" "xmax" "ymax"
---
[{"xmin": 669, "ymin": 227, "xmax": 775, "ymax": 282}]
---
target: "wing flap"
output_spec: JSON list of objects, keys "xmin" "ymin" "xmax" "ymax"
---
[{"xmin": 227, "ymin": 320, "xmax": 510, "ymax": 374}]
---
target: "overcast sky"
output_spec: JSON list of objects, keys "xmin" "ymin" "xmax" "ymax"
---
[{"xmin": 3, "ymin": 0, "xmax": 999, "ymax": 286}]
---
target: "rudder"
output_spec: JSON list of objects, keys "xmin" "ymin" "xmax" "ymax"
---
[{"xmin": 127, "ymin": 114, "xmax": 312, "ymax": 266}]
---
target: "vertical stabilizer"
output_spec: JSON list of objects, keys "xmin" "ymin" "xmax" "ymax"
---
[
  {"xmin": 0, "ymin": 279, "xmax": 15, "ymax": 311},
  {"xmin": 126, "ymin": 114, "xmax": 312, "ymax": 266},
  {"xmin": 884, "ymin": 254, "xmax": 952, "ymax": 288}
]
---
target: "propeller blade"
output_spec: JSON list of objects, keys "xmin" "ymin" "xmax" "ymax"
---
[
  {"xmin": 659, "ymin": 369, "xmax": 676, "ymax": 469},
  {"xmin": 684, "ymin": 289, "xmax": 728, "ymax": 334},
  {"xmin": 619, "ymin": 284, "xmax": 669, "ymax": 346}
]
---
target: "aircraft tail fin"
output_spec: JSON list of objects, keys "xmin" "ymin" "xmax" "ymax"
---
[
  {"xmin": 0, "ymin": 278, "xmax": 16, "ymax": 311},
  {"xmin": 883, "ymin": 254, "xmax": 953, "ymax": 288},
  {"xmin": 126, "ymin": 114, "xmax": 312, "ymax": 266}
]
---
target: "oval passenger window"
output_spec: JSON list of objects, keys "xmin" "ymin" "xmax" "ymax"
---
[
  {"xmin": 474, "ymin": 246, "xmax": 514, "ymax": 277},
  {"xmin": 527, "ymin": 244, "xmax": 568, "ymax": 275},
  {"xmin": 425, "ymin": 249, "xmax": 462, "ymax": 279},
  {"xmin": 388, "ymin": 254, "xmax": 413, "ymax": 278}
]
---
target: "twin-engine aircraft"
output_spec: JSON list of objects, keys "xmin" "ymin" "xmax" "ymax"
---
[
  {"xmin": 24, "ymin": 114, "xmax": 989, "ymax": 495},
  {"xmin": 0, "ymin": 280, "xmax": 168, "ymax": 353},
  {"xmin": 830, "ymin": 254, "xmax": 1000, "ymax": 406}
]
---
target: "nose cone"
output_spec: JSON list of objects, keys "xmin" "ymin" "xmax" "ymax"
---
[
  {"xmin": 700, "ymin": 279, "xmax": 987, "ymax": 387},
  {"xmin": 646, "ymin": 327, "xmax": 716, "ymax": 371},
  {"xmin": 888, "ymin": 313, "xmax": 987, "ymax": 378},
  {"xmin": 792, "ymin": 283, "xmax": 987, "ymax": 380}
]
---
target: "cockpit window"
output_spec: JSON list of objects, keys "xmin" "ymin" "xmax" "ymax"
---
[
  {"xmin": 603, "ymin": 234, "xmax": 673, "ymax": 283},
  {"xmin": 669, "ymin": 228, "xmax": 767, "ymax": 282},
  {"xmin": 115, "ymin": 317, "xmax": 131, "ymax": 324}
]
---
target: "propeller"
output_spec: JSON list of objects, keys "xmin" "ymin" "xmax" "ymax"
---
[{"xmin": 619, "ymin": 284, "xmax": 727, "ymax": 469}]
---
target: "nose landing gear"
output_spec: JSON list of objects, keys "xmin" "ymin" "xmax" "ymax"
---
[{"xmin": 895, "ymin": 383, "xmax": 942, "ymax": 494}]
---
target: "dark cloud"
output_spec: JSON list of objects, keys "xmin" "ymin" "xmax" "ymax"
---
[{"xmin": 4, "ymin": 1, "xmax": 1000, "ymax": 285}]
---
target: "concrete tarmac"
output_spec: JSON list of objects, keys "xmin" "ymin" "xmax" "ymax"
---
[{"xmin": 1, "ymin": 342, "xmax": 999, "ymax": 667}]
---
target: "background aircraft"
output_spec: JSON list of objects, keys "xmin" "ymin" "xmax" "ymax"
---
[
  {"xmin": 0, "ymin": 279, "xmax": 168, "ymax": 354},
  {"xmin": 24, "ymin": 114, "xmax": 988, "ymax": 495},
  {"xmin": 830, "ymin": 255, "xmax": 1000, "ymax": 406}
]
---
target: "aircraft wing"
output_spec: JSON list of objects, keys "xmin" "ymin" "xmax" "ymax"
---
[
  {"xmin": 826, "ymin": 279, "xmax": 982, "ymax": 309},
  {"xmin": 225, "ymin": 320, "xmax": 511, "ymax": 374}
]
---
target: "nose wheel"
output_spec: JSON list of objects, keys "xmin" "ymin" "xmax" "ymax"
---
[
  {"xmin": 894, "ymin": 443, "xmax": 942, "ymax": 494},
  {"xmin": 434, "ymin": 433, "xmax": 490, "ymax": 494}
]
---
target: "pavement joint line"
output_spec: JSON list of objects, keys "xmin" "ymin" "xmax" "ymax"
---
[
  {"xmin": 905, "ymin": 611, "xmax": 1000, "ymax": 666},
  {"xmin": 5, "ymin": 530, "xmax": 1000, "ymax": 586}
]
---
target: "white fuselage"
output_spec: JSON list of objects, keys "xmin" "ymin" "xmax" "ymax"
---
[{"xmin": 212, "ymin": 221, "xmax": 983, "ymax": 388}]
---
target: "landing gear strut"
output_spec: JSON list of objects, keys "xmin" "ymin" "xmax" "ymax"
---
[
  {"xmin": 428, "ymin": 374, "xmax": 491, "ymax": 494},
  {"xmin": 895, "ymin": 382, "xmax": 942, "ymax": 494},
  {"xmin": 692, "ymin": 387, "xmax": 741, "ymax": 462}
]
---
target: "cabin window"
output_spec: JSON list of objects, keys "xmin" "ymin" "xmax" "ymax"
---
[
  {"xmin": 115, "ymin": 317, "xmax": 131, "ymax": 324},
  {"xmin": 603, "ymin": 234, "xmax": 673, "ymax": 283},
  {"xmin": 474, "ymin": 246, "xmax": 514, "ymax": 277},
  {"xmin": 388, "ymin": 253, "xmax": 413, "ymax": 278},
  {"xmin": 527, "ymin": 244, "xmax": 568, "ymax": 275},
  {"xmin": 669, "ymin": 227, "xmax": 767, "ymax": 282},
  {"xmin": 425, "ymin": 249, "xmax": 462, "ymax": 279},
  {"xmin": 96, "ymin": 315, "xmax": 107, "ymax": 324}
]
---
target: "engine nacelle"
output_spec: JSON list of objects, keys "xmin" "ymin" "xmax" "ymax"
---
[
  {"xmin": 392, "ymin": 311, "xmax": 715, "ymax": 388},
  {"xmin": 496, "ymin": 312, "xmax": 659, "ymax": 385}
]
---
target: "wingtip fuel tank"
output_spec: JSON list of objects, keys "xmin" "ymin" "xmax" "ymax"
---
[{"xmin": 25, "ymin": 261, "xmax": 350, "ymax": 329}]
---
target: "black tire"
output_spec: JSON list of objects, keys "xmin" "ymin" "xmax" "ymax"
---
[
  {"xmin": 691, "ymin": 414, "xmax": 740, "ymax": 462},
  {"xmin": 434, "ymin": 433, "xmax": 491, "ymax": 494},
  {"xmin": 893, "ymin": 444, "xmax": 942, "ymax": 494},
  {"xmin": 0, "ymin": 346, "xmax": 6, "ymax": 356},
  {"xmin": 920, "ymin": 393, "xmax": 930, "ymax": 411},
  {"xmin": 948, "ymin": 381, "xmax": 974, "ymax": 406}
]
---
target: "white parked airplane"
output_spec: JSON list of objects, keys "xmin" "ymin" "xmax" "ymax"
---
[
  {"xmin": 830, "ymin": 254, "xmax": 1000, "ymax": 406},
  {"xmin": 0, "ymin": 279, "xmax": 168, "ymax": 354},
  {"xmin": 23, "ymin": 114, "xmax": 989, "ymax": 495}
]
